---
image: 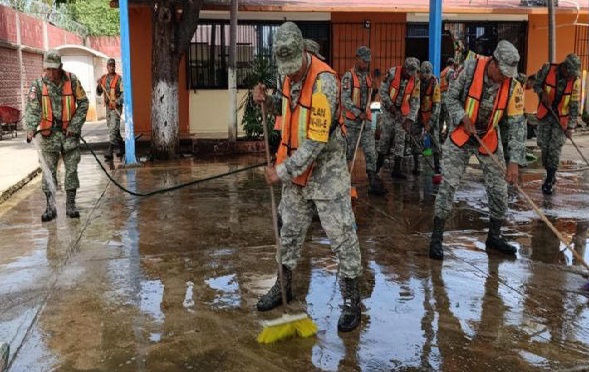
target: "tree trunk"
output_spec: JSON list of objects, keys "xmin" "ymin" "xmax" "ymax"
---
[{"xmin": 151, "ymin": 1, "xmax": 180, "ymax": 159}]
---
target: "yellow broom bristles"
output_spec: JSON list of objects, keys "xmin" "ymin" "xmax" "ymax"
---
[{"xmin": 257, "ymin": 313, "xmax": 318, "ymax": 344}]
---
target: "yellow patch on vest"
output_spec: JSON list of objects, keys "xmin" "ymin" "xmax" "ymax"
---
[
  {"xmin": 75, "ymin": 82, "xmax": 87, "ymax": 100},
  {"xmin": 571, "ymin": 78, "xmax": 581, "ymax": 102},
  {"xmin": 308, "ymin": 92, "xmax": 331, "ymax": 143},
  {"xmin": 432, "ymin": 84, "xmax": 441, "ymax": 103},
  {"xmin": 507, "ymin": 81, "xmax": 524, "ymax": 116}
]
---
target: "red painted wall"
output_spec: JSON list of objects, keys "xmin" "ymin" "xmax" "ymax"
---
[
  {"xmin": 87, "ymin": 36, "xmax": 121, "ymax": 59},
  {"xmin": 19, "ymin": 12, "xmax": 44, "ymax": 50},
  {"xmin": 0, "ymin": 6, "xmax": 18, "ymax": 44}
]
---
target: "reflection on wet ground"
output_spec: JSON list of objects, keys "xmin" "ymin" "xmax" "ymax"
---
[{"xmin": 0, "ymin": 154, "xmax": 588, "ymax": 371}]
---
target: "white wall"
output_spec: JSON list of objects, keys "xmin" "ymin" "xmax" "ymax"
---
[{"xmin": 189, "ymin": 90, "xmax": 248, "ymax": 137}]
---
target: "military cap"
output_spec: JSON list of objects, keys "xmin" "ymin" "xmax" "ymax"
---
[
  {"xmin": 303, "ymin": 39, "xmax": 325, "ymax": 61},
  {"xmin": 447, "ymin": 57, "xmax": 455, "ymax": 66},
  {"xmin": 273, "ymin": 22, "xmax": 304, "ymax": 76},
  {"xmin": 493, "ymin": 40, "xmax": 520, "ymax": 78},
  {"xmin": 356, "ymin": 46, "xmax": 372, "ymax": 63},
  {"xmin": 421, "ymin": 61, "xmax": 433, "ymax": 74},
  {"xmin": 43, "ymin": 49, "xmax": 62, "ymax": 69},
  {"xmin": 404, "ymin": 57, "xmax": 420, "ymax": 76},
  {"xmin": 563, "ymin": 53, "xmax": 581, "ymax": 77},
  {"xmin": 107, "ymin": 58, "xmax": 116, "ymax": 65}
]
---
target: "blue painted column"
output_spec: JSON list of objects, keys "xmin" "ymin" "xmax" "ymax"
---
[
  {"xmin": 429, "ymin": 0, "xmax": 443, "ymax": 78},
  {"xmin": 119, "ymin": 0, "xmax": 137, "ymax": 164}
]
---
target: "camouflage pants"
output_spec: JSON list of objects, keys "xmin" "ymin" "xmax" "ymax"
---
[
  {"xmin": 278, "ymin": 184, "xmax": 362, "ymax": 279},
  {"xmin": 537, "ymin": 116, "xmax": 566, "ymax": 170},
  {"xmin": 435, "ymin": 138, "xmax": 508, "ymax": 221},
  {"xmin": 440, "ymin": 100, "xmax": 452, "ymax": 144},
  {"xmin": 346, "ymin": 119, "xmax": 377, "ymax": 173},
  {"xmin": 409, "ymin": 121, "xmax": 441, "ymax": 156},
  {"xmin": 38, "ymin": 132, "xmax": 81, "ymax": 193},
  {"xmin": 376, "ymin": 110, "xmax": 406, "ymax": 157},
  {"xmin": 107, "ymin": 108, "xmax": 123, "ymax": 146}
]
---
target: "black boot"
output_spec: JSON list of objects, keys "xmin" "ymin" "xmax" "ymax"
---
[
  {"xmin": 485, "ymin": 218, "xmax": 517, "ymax": 256},
  {"xmin": 104, "ymin": 144, "xmax": 114, "ymax": 160},
  {"xmin": 541, "ymin": 167, "xmax": 557, "ymax": 195},
  {"xmin": 433, "ymin": 153, "xmax": 441, "ymax": 174},
  {"xmin": 256, "ymin": 265, "xmax": 292, "ymax": 311},
  {"xmin": 412, "ymin": 154, "xmax": 420, "ymax": 175},
  {"xmin": 66, "ymin": 190, "xmax": 80, "ymax": 218},
  {"xmin": 429, "ymin": 216, "xmax": 445, "ymax": 260},
  {"xmin": 41, "ymin": 192, "xmax": 57, "ymax": 222},
  {"xmin": 390, "ymin": 156, "xmax": 407, "ymax": 180},
  {"xmin": 367, "ymin": 171, "xmax": 387, "ymax": 195},
  {"xmin": 338, "ymin": 277, "xmax": 361, "ymax": 332},
  {"xmin": 375, "ymin": 153, "xmax": 386, "ymax": 174}
]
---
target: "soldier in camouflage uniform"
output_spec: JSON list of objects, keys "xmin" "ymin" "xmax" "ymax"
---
[
  {"xmin": 429, "ymin": 40, "xmax": 527, "ymax": 260},
  {"xmin": 440, "ymin": 58, "xmax": 457, "ymax": 144},
  {"xmin": 26, "ymin": 50, "xmax": 89, "ymax": 221},
  {"xmin": 376, "ymin": 57, "xmax": 421, "ymax": 180},
  {"xmin": 341, "ymin": 46, "xmax": 386, "ymax": 195},
  {"xmin": 411, "ymin": 61, "xmax": 441, "ymax": 174},
  {"xmin": 533, "ymin": 53, "xmax": 581, "ymax": 195},
  {"xmin": 96, "ymin": 58, "xmax": 124, "ymax": 160},
  {"xmin": 252, "ymin": 22, "xmax": 362, "ymax": 332}
]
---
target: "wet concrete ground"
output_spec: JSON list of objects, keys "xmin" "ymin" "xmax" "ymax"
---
[{"xmin": 1, "ymin": 143, "xmax": 589, "ymax": 371}]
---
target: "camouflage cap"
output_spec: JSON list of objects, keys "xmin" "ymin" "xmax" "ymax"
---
[
  {"xmin": 493, "ymin": 40, "xmax": 520, "ymax": 78},
  {"xmin": 404, "ymin": 57, "xmax": 420, "ymax": 76},
  {"xmin": 43, "ymin": 49, "xmax": 62, "ymax": 69},
  {"xmin": 563, "ymin": 53, "xmax": 581, "ymax": 77},
  {"xmin": 273, "ymin": 22, "xmax": 303, "ymax": 76},
  {"xmin": 107, "ymin": 58, "xmax": 116, "ymax": 65},
  {"xmin": 420, "ymin": 61, "xmax": 433, "ymax": 75},
  {"xmin": 356, "ymin": 46, "xmax": 371, "ymax": 63},
  {"xmin": 446, "ymin": 57, "xmax": 455, "ymax": 66},
  {"xmin": 303, "ymin": 39, "xmax": 325, "ymax": 61}
]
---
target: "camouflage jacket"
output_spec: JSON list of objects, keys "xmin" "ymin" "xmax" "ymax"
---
[
  {"xmin": 341, "ymin": 68, "xmax": 370, "ymax": 125},
  {"xmin": 273, "ymin": 53, "xmax": 349, "ymax": 200},
  {"xmin": 378, "ymin": 66, "xmax": 420, "ymax": 122},
  {"xmin": 419, "ymin": 76, "xmax": 441, "ymax": 127},
  {"xmin": 446, "ymin": 59, "xmax": 527, "ymax": 165},
  {"xmin": 96, "ymin": 73, "xmax": 124, "ymax": 108},
  {"xmin": 533, "ymin": 63, "xmax": 580, "ymax": 129}
]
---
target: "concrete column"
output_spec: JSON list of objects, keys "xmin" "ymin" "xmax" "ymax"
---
[{"xmin": 16, "ymin": 12, "xmax": 25, "ymax": 115}]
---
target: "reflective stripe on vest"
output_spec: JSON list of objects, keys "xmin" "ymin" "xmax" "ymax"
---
[
  {"xmin": 388, "ymin": 67, "xmax": 415, "ymax": 116},
  {"xmin": 276, "ymin": 55, "xmax": 343, "ymax": 187},
  {"xmin": 345, "ymin": 68, "xmax": 373, "ymax": 121},
  {"xmin": 419, "ymin": 76, "xmax": 437, "ymax": 124},
  {"xmin": 40, "ymin": 72, "xmax": 76, "ymax": 136},
  {"xmin": 536, "ymin": 64, "xmax": 574, "ymax": 130},
  {"xmin": 101, "ymin": 74, "xmax": 120, "ymax": 110},
  {"xmin": 440, "ymin": 66, "xmax": 451, "ymax": 92},
  {"xmin": 450, "ymin": 57, "xmax": 510, "ymax": 155}
]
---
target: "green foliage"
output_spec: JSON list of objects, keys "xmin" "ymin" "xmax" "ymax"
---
[
  {"xmin": 68, "ymin": 0, "xmax": 119, "ymax": 36},
  {"xmin": 239, "ymin": 56, "xmax": 280, "ymax": 149}
]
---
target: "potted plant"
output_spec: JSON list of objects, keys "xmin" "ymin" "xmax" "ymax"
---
[{"xmin": 240, "ymin": 56, "xmax": 280, "ymax": 153}]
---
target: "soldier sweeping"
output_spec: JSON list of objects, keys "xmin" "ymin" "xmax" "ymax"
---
[
  {"xmin": 26, "ymin": 49, "xmax": 89, "ymax": 221},
  {"xmin": 533, "ymin": 53, "xmax": 582, "ymax": 195},
  {"xmin": 428, "ymin": 40, "xmax": 527, "ymax": 260},
  {"xmin": 253, "ymin": 22, "xmax": 363, "ymax": 332},
  {"xmin": 341, "ymin": 46, "xmax": 386, "ymax": 195},
  {"xmin": 96, "ymin": 58, "xmax": 124, "ymax": 160},
  {"xmin": 376, "ymin": 57, "xmax": 421, "ymax": 180}
]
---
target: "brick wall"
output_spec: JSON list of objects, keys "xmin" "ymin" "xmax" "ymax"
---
[
  {"xmin": 19, "ymin": 12, "xmax": 44, "ymax": 50},
  {"xmin": 87, "ymin": 36, "xmax": 121, "ymax": 59},
  {"xmin": 47, "ymin": 23, "xmax": 84, "ymax": 48},
  {"xmin": 0, "ymin": 47, "xmax": 21, "ymax": 110},
  {"xmin": 0, "ymin": 6, "xmax": 17, "ymax": 44}
]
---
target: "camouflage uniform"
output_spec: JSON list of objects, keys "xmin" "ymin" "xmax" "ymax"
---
[
  {"xmin": 96, "ymin": 58, "xmax": 124, "ymax": 158},
  {"xmin": 440, "ymin": 60, "xmax": 456, "ymax": 144},
  {"xmin": 258, "ymin": 22, "xmax": 361, "ymax": 332},
  {"xmin": 376, "ymin": 58, "xmax": 420, "ymax": 178},
  {"xmin": 533, "ymin": 54, "xmax": 581, "ymax": 194},
  {"xmin": 26, "ymin": 50, "xmax": 88, "ymax": 221},
  {"xmin": 429, "ymin": 40, "xmax": 526, "ymax": 260}
]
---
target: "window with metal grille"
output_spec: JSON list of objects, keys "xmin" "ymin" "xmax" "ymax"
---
[
  {"xmin": 187, "ymin": 21, "xmax": 329, "ymax": 89},
  {"xmin": 574, "ymin": 25, "xmax": 588, "ymax": 72}
]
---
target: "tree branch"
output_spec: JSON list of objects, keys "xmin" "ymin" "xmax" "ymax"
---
[{"xmin": 176, "ymin": 0, "xmax": 203, "ymax": 61}]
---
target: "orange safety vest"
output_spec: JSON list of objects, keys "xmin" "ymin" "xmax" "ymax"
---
[
  {"xmin": 536, "ymin": 64, "xmax": 575, "ymax": 130},
  {"xmin": 276, "ymin": 55, "xmax": 344, "ymax": 187},
  {"xmin": 388, "ymin": 67, "xmax": 415, "ymax": 116},
  {"xmin": 39, "ymin": 72, "xmax": 76, "ymax": 136},
  {"xmin": 440, "ymin": 66, "xmax": 452, "ymax": 92},
  {"xmin": 450, "ymin": 57, "xmax": 511, "ymax": 155},
  {"xmin": 419, "ymin": 76, "xmax": 438, "ymax": 124},
  {"xmin": 101, "ymin": 74, "xmax": 120, "ymax": 110},
  {"xmin": 345, "ymin": 68, "xmax": 372, "ymax": 121}
]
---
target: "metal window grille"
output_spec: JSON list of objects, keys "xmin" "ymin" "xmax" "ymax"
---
[{"xmin": 574, "ymin": 25, "xmax": 589, "ymax": 72}]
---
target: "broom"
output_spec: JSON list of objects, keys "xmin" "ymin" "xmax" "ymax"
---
[
  {"xmin": 547, "ymin": 107, "xmax": 589, "ymax": 167},
  {"xmin": 256, "ymin": 102, "xmax": 318, "ymax": 344},
  {"xmin": 473, "ymin": 134, "xmax": 589, "ymax": 286},
  {"xmin": 349, "ymin": 119, "xmax": 365, "ymax": 201},
  {"xmin": 408, "ymin": 132, "xmax": 443, "ymax": 184}
]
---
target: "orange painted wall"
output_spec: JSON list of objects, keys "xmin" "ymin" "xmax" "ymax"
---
[
  {"xmin": 525, "ymin": 13, "xmax": 588, "ymax": 113},
  {"xmin": 128, "ymin": 6, "xmax": 189, "ymax": 137}
]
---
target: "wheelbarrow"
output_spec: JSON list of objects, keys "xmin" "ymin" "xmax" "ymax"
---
[{"xmin": 0, "ymin": 106, "xmax": 20, "ymax": 140}]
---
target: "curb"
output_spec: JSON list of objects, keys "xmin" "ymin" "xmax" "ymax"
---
[{"xmin": 0, "ymin": 167, "xmax": 41, "ymax": 206}]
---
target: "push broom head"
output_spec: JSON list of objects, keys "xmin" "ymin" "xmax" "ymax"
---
[
  {"xmin": 432, "ymin": 173, "xmax": 443, "ymax": 184},
  {"xmin": 257, "ymin": 313, "xmax": 318, "ymax": 344}
]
